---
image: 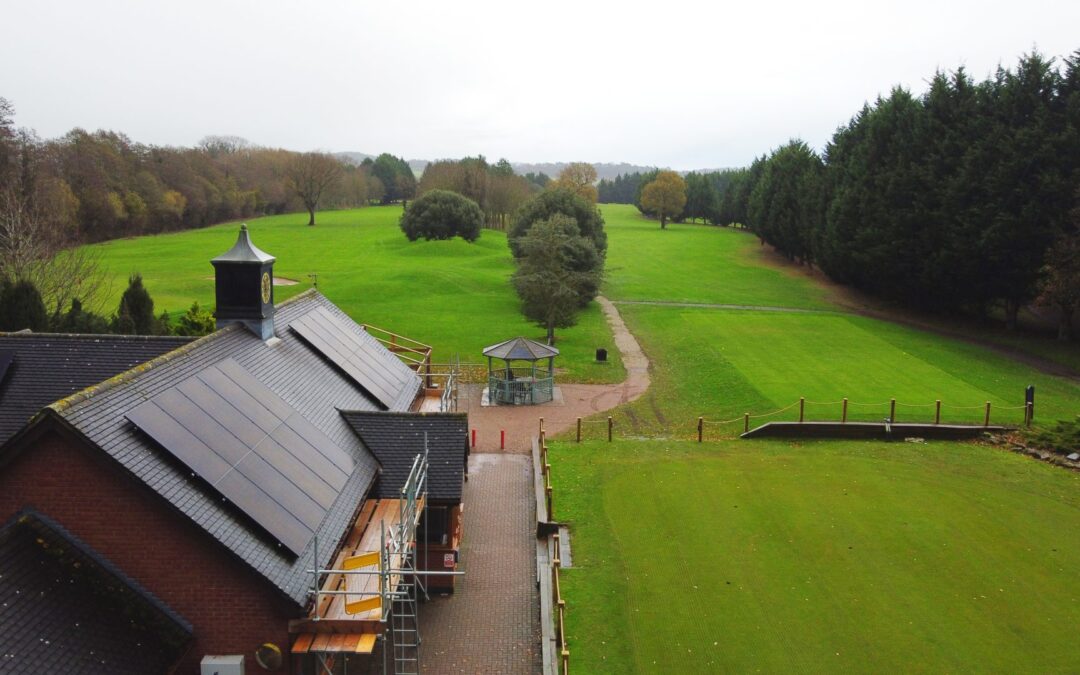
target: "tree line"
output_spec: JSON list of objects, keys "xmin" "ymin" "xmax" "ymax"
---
[{"xmin": 715, "ymin": 50, "xmax": 1080, "ymax": 337}]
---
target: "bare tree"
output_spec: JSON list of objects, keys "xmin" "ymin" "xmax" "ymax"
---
[
  {"xmin": 287, "ymin": 152, "xmax": 343, "ymax": 226},
  {"xmin": 0, "ymin": 186, "xmax": 109, "ymax": 318}
]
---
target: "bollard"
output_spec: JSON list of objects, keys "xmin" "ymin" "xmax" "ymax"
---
[
  {"xmin": 500, "ymin": 429, "xmax": 505, "ymax": 450},
  {"xmin": 744, "ymin": 413, "xmax": 750, "ymax": 434},
  {"xmin": 1026, "ymin": 401, "xmax": 1033, "ymax": 428},
  {"xmin": 984, "ymin": 401, "xmax": 991, "ymax": 427},
  {"xmin": 471, "ymin": 429, "xmax": 477, "ymax": 448},
  {"xmin": 842, "ymin": 398, "xmax": 848, "ymax": 424},
  {"xmin": 889, "ymin": 398, "xmax": 896, "ymax": 423},
  {"xmin": 607, "ymin": 416, "xmax": 613, "ymax": 442},
  {"xmin": 698, "ymin": 417, "xmax": 704, "ymax": 443},
  {"xmin": 935, "ymin": 400, "xmax": 941, "ymax": 425},
  {"xmin": 799, "ymin": 397, "xmax": 805, "ymax": 423},
  {"xmin": 576, "ymin": 417, "xmax": 582, "ymax": 443}
]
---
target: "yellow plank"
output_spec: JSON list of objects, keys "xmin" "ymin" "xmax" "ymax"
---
[
  {"xmin": 354, "ymin": 633, "xmax": 377, "ymax": 654},
  {"xmin": 343, "ymin": 550, "xmax": 380, "ymax": 570},
  {"xmin": 345, "ymin": 595, "xmax": 381, "ymax": 615}
]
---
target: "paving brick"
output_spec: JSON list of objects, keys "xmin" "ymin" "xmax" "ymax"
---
[{"xmin": 419, "ymin": 454, "xmax": 541, "ymax": 674}]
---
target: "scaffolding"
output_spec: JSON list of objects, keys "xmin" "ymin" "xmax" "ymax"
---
[{"xmin": 298, "ymin": 436, "xmax": 463, "ymax": 675}]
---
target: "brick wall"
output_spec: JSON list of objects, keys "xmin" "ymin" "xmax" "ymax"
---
[{"xmin": 0, "ymin": 427, "xmax": 302, "ymax": 674}]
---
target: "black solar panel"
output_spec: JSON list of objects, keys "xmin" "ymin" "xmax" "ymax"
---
[
  {"xmin": 0, "ymin": 350, "xmax": 13, "ymax": 386},
  {"xmin": 289, "ymin": 307, "xmax": 417, "ymax": 409},
  {"xmin": 126, "ymin": 358, "xmax": 353, "ymax": 555}
]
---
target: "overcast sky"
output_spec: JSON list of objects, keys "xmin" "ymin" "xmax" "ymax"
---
[{"xmin": 2, "ymin": 0, "xmax": 1078, "ymax": 170}]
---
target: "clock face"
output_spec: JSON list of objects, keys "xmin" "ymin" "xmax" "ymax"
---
[{"xmin": 261, "ymin": 272, "xmax": 272, "ymax": 304}]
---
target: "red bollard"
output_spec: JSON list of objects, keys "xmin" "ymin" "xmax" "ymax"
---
[
  {"xmin": 500, "ymin": 430, "xmax": 505, "ymax": 450},
  {"xmin": 471, "ymin": 429, "xmax": 476, "ymax": 448}
]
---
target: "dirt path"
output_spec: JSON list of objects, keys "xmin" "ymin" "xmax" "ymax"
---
[{"xmin": 460, "ymin": 295, "xmax": 650, "ymax": 453}]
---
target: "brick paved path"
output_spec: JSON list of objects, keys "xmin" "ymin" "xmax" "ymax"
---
[{"xmin": 418, "ymin": 453, "xmax": 541, "ymax": 674}]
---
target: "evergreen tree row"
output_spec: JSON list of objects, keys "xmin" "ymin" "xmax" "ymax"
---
[{"xmin": 715, "ymin": 50, "xmax": 1080, "ymax": 332}]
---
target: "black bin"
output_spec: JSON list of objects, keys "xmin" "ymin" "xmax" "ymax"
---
[{"xmin": 595, "ymin": 348, "xmax": 608, "ymax": 362}]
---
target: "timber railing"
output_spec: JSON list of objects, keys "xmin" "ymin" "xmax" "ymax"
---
[
  {"xmin": 564, "ymin": 396, "xmax": 1033, "ymax": 444},
  {"xmin": 535, "ymin": 419, "xmax": 569, "ymax": 675}
]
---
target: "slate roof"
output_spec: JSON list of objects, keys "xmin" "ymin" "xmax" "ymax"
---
[
  {"xmin": 211, "ymin": 223, "xmax": 275, "ymax": 264},
  {"xmin": 482, "ymin": 336, "xmax": 559, "ymax": 361},
  {"xmin": 340, "ymin": 411, "xmax": 468, "ymax": 502},
  {"xmin": 0, "ymin": 333, "xmax": 192, "ymax": 447},
  {"xmin": 42, "ymin": 290, "xmax": 422, "ymax": 606},
  {"xmin": 0, "ymin": 509, "xmax": 192, "ymax": 674}
]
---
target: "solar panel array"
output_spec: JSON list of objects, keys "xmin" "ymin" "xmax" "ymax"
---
[
  {"xmin": 289, "ymin": 306, "xmax": 418, "ymax": 410},
  {"xmin": 0, "ymin": 350, "xmax": 13, "ymax": 386},
  {"xmin": 126, "ymin": 358, "xmax": 354, "ymax": 555}
]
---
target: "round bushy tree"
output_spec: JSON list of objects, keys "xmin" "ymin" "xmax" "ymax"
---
[
  {"xmin": 399, "ymin": 190, "xmax": 483, "ymax": 242},
  {"xmin": 509, "ymin": 188, "xmax": 607, "ymax": 258}
]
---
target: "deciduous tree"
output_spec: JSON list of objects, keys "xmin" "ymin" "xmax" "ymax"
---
[
  {"xmin": 551, "ymin": 162, "xmax": 598, "ymax": 204},
  {"xmin": 287, "ymin": 152, "xmax": 343, "ymax": 226},
  {"xmin": 640, "ymin": 171, "xmax": 687, "ymax": 228}
]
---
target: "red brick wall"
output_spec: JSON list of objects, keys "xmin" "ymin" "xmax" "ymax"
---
[{"xmin": 0, "ymin": 427, "xmax": 303, "ymax": 674}]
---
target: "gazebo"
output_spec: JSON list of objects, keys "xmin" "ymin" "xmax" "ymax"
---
[{"xmin": 483, "ymin": 337, "xmax": 559, "ymax": 405}]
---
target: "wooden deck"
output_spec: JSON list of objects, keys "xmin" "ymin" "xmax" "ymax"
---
[{"xmin": 289, "ymin": 496, "xmax": 425, "ymax": 648}]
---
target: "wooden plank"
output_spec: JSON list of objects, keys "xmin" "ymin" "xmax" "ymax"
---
[
  {"xmin": 326, "ymin": 633, "xmax": 349, "ymax": 652},
  {"xmin": 291, "ymin": 633, "xmax": 315, "ymax": 654},
  {"xmin": 310, "ymin": 633, "xmax": 332, "ymax": 652},
  {"xmin": 345, "ymin": 595, "xmax": 381, "ymax": 615},
  {"xmin": 344, "ymin": 550, "xmax": 379, "ymax": 569},
  {"xmin": 354, "ymin": 633, "xmax": 377, "ymax": 654}
]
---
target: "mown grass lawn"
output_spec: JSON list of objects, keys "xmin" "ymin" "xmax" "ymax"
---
[
  {"xmin": 552, "ymin": 439, "xmax": 1080, "ymax": 673},
  {"xmin": 549, "ymin": 206, "xmax": 1080, "ymax": 674},
  {"xmin": 600, "ymin": 204, "xmax": 831, "ymax": 309},
  {"xmin": 86, "ymin": 207, "xmax": 624, "ymax": 383}
]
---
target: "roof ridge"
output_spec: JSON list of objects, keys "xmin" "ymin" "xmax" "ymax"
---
[
  {"xmin": 276, "ymin": 287, "xmax": 320, "ymax": 308},
  {"xmin": 49, "ymin": 323, "xmax": 244, "ymax": 414},
  {"xmin": 0, "ymin": 331, "xmax": 193, "ymax": 342}
]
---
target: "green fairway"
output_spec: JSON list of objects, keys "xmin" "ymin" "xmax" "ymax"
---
[
  {"xmin": 552, "ymin": 439, "xmax": 1080, "ymax": 673},
  {"xmin": 600, "ymin": 204, "xmax": 831, "ymax": 309},
  {"xmin": 600, "ymin": 305, "xmax": 1080, "ymax": 437},
  {"xmin": 86, "ymin": 207, "xmax": 624, "ymax": 383}
]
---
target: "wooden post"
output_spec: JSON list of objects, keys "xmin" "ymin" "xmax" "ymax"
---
[
  {"xmin": 799, "ymin": 397, "xmax": 805, "ymax": 423},
  {"xmin": 607, "ymin": 416, "xmax": 613, "ymax": 442},
  {"xmin": 984, "ymin": 401, "xmax": 991, "ymax": 427},
  {"xmin": 935, "ymin": 400, "xmax": 941, "ymax": 425},
  {"xmin": 889, "ymin": 398, "xmax": 896, "ymax": 422},
  {"xmin": 697, "ymin": 417, "xmax": 704, "ymax": 443},
  {"xmin": 553, "ymin": 533, "xmax": 561, "ymax": 567},
  {"xmin": 546, "ymin": 486, "xmax": 553, "ymax": 519},
  {"xmin": 841, "ymin": 398, "xmax": 848, "ymax": 424},
  {"xmin": 576, "ymin": 417, "xmax": 582, "ymax": 443},
  {"xmin": 744, "ymin": 413, "xmax": 750, "ymax": 434},
  {"xmin": 539, "ymin": 417, "xmax": 545, "ymax": 435}
]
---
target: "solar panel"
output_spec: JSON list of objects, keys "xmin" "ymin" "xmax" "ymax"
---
[
  {"xmin": 126, "ymin": 358, "xmax": 354, "ymax": 555},
  {"xmin": 289, "ymin": 306, "xmax": 418, "ymax": 410},
  {"xmin": 0, "ymin": 350, "xmax": 13, "ymax": 386}
]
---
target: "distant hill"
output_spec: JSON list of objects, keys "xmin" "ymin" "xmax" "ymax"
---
[{"xmin": 335, "ymin": 152, "xmax": 731, "ymax": 180}]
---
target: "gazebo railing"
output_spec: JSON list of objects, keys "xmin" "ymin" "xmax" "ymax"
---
[{"xmin": 488, "ymin": 367, "xmax": 555, "ymax": 405}]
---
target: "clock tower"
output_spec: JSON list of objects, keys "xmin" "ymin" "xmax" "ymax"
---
[{"xmin": 211, "ymin": 224, "xmax": 276, "ymax": 340}]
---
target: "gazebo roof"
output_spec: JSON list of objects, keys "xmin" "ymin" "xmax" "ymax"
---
[{"xmin": 482, "ymin": 336, "xmax": 559, "ymax": 361}]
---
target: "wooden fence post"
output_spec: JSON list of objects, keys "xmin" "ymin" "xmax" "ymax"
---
[
  {"xmin": 799, "ymin": 397, "xmax": 805, "ymax": 423},
  {"xmin": 889, "ymin": 398, "xmax": 896, "ymax": 422},
  {"xmin": 697, "ymin": 417, "xmax": 704, "ymax": 443},
  {"xmin": 546, "ymin": 486, "xmax": 553, "ymax": 520},
  {"xmin": 935, "ymin": 400, "xmax": 941, "ymax": 425},
  {"xmin": 576, "ymin": 417, "xmax": 582, "ymax": 443},
  {"xmin": 744, "ymin": 413, "xmax": 750, "ymax": 434},
  {"xmin": 984, "ymin": 401, "xmax": 991, "ymax": 427},
  {"xmin": 607, "ymin": 416, "xmax": 613, "ymax": 442},
  {"xmin": 539, "ymin": 417, "xmax": 545, "ymax": 435},
  {"xmin": 841, "ymin": 398, "xmax": 848, "ymax": 424}
]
